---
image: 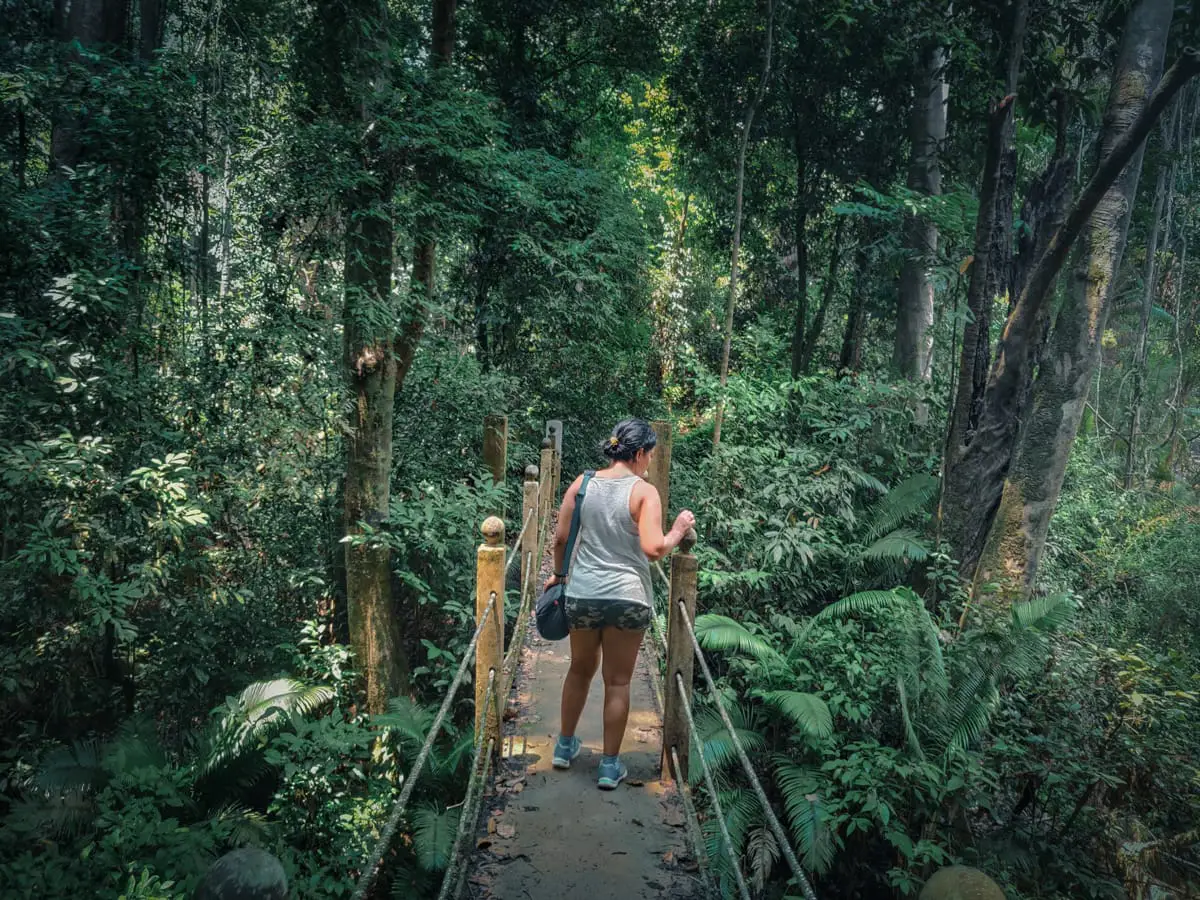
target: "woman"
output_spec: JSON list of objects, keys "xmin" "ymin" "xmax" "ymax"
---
[{"xmin": 542, "ymin": 418, "xmax": 696, "ymax": 789}]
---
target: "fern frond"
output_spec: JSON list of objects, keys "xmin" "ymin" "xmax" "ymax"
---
[
  {"xmin": 376, "ymin": 696, "xmax": 437, "ymax": 751},
  {"xmin": 209, "ymin": 802, "xmax": 272, "ymax": 845},
  {"xmin": 761, "ymin": 691, "xmax": 833, "ymax": 739},
  {"xmin": 694, "ymin": 614, "xmax": 783, "ymax": 663},
  {"xmin": 411, "ymin": 803, "xmax": 461, "ymax": 871},
  {"xmin": 36, "ymin": 741, "xmax": 104, "ymax": 796},
  {"xmin": 862, "ymin": 529, "xmax": 930, "ymax": 563}
]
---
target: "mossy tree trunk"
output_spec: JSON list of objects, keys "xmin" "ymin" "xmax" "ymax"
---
[{"xmin": 967, "ymin": 0, "xmax": 1183, "ymax": 603}]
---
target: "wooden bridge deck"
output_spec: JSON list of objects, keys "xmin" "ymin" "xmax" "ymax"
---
[{"xmin": 461, "ymin": 626, "xmax": 705, "ymax": 900}]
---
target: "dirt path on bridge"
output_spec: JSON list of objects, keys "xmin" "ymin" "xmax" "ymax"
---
[{"xmin": 462, "ymin": 626, "xmax": 706, "ymax": 900}]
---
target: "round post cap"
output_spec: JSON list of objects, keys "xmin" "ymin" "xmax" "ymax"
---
[{"xmin": 481, "ymin": 516, "xmax": 505, "ymax": 545}]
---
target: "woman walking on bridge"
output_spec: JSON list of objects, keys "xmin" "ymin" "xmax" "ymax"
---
[{"xmin": 542, "ymin": 418, "xmax": 696, "ymax": 789}]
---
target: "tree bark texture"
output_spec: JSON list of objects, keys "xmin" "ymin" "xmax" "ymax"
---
[
  {"xmin": 947, "ymin": 0, "xmax": 1028, "ymax": 468},
  {"xmin": 713, "ymin": 0, "xmax": 774, "ymax": 450},
  {"xmin": 958, "ymin": 1, "xmax": 1193, "ymax": 599},
  {"xmin": 1125, "ymin": 158, "xmax": 1169, "ymax": 487},
  {"xmin": 344, "ymin": 208, "xmax": 404, "ymax": 714},
  {"xmin": 894, "ymin": 43, "xmax": 948, "ymax": 381}
]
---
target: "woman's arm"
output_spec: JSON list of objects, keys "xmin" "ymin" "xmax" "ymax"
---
[
  {"xmin": 544, "ymin": 474, "xmax": 584, "ymax": 587},
  {"xmin": 634, "ymin": 482, "xmax": 696, "ymax": 561}
]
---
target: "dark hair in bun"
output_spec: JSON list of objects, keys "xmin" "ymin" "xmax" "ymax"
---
[{"xmin": 600, "ymin": 418, "xmax": 658, "ymax": 461}]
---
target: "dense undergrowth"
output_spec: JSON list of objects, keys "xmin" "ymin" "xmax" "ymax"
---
[{"xmin": 671, "ymin": 374, "xmax": 1200, "ymax": 899}]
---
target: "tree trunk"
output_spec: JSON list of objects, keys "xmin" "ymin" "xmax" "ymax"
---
[
  {"xmin": 399, "ymin": 0, "xmax": 457, "ymax": 393},
  {"xmin": 893, "ymin": 43, "xmax": 948, "ymax": 381},
  {"xmin": 799, "ymin": 217, "xmax": 846, "ymax": 373},
  {"xmin": 961, "ymin": 2, "xmax": 1193, "ymax": 601},
  {"xmin": 839, "ymin": 243, "xmax": 870, "ymax": 373},
  {"xmin": 1125, "ymin": 157, "xmax": 1169, "ymax": 487},
  {"xmin": 713, "ymin": 0, "xmax": 775, "ymax": 450},
  {"xmin": 344, "ymin": 208, "xmax": 405, "ymax": 713},
  {"xmin": 789, "ymin": 136, "xmax": 809, "ymax": 381},
  {"xmin": 52, "ymin": 0, "xmax": 130, "ymax": 170},
  {"xmin": 946, "ymin": 0, "xmax": 1028, "ymax": 468}
]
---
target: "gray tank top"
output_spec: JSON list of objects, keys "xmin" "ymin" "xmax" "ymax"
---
[{"xmin": 565, "ymin": 474, "xmax": 653, "ymax": 606}]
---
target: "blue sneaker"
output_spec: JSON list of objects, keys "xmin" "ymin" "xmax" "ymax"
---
[
  {"xmin": 552, "ymin": 735, "xmax": 582, "ymax": 769},
  {"xmin": 597, "ymin": 755, "xmax": 627, "ymax": 790}
]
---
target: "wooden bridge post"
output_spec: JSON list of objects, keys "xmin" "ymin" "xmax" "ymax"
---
[
  {"xmin": 661, "ymin": 528, "xmax": 698, "ymax": 783},
  {"xmin": 483, "ymin": 414, "xmax": 508, "ymax": 520},
  {"xmin": 476, "ymin": 517, "xmax": 506, "ymax": 750},
  {"xmin": 521, "ymin": 465, "xmax": 540, "ymax": 595},
  {"xmin": 647, "ymin": 419, "xmax": 673, "ymax": 530},
  {"xmin": 539, "ymin": 437, "xmax": 554, "ymax": 533},
  {"xmin": 547, "ymin": 422, "xmax": 562, "ymax": 498}
]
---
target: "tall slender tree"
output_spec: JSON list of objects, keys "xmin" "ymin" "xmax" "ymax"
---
[
  {"xmin": 894, "ymin": 39, "xmax": 949, "ymax": 381},
  {"xmin": 713, "ymin": 0, "xmax": 775, "ymax": 450}
]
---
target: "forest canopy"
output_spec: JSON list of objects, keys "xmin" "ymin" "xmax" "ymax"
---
[{"xmin": 2, "ymin": 0, "xmax": 1199, "ymax": 896}]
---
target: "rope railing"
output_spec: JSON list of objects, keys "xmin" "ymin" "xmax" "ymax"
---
[
  {"xmin": 674, "ymin": 672, "xmax": 752, "ymax": 900},
  {"xmin": 669, "ymin": 746, "xmax": 715, "ymax": 895},
  {"xmin": 435, "ymin": 669, "xmax": 498, "ymax": 900},
  {"xmin": 353, "ymin": 441, "xmax": 560, "ymax": 900},
  {"xmin": 504, "ymin": 507, "xmax": 537, "ymax": 573},
  {"xmin": 352, "ymin": 591, "xmax": 499, "ymax": 900},
  {"xmin": 676, "ymin": 599, "xmax": 820, "ymax": 900}
]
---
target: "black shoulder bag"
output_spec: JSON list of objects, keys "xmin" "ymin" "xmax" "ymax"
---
[{"xmin": 534, "ymin": 470, "xmax": 595, "ymax": 641}]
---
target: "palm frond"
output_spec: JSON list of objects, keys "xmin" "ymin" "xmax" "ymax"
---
[
  {"xmin": 773, "ymin": 760, "xmax": 835, "ymax": 875},
  {"xmin": 861, "ymin": 529, "xmax": 930, "ymax": 563},
  {"xmin": 864, "ymin": 473, "xmax": 939, "ymax": 539},
  {"xmin": 761, "ymin": 691, "xmax": 833, "ymax": 739},
  {"xmin": 702, "ymin": 790, "xmax": 761, "ymax": 880},
  {"xmin": 688, "ymin": 705, "xmax": 766, "ymax": 787},
  {"xmin": 411, "ymin": 802, "xmax": 461, "ymax": 872},
  {"xmin": 35, "ymin": 741, "xmax": 104, "ymax": 796},
  {"xmin": 944, "ymin": 688, "xmax": 1000, "ymax": 757},
  {"xmin": 746, "ymin": 824, "xmax": 780, "ymax": 891},
  {"xmin": 202, "ymin": 678, "xmax": 334, "ymax": 781},
  {"xmin": 795, "ymin": 590, "xmax": 907, "ymax": 645},
  {"xmin": 694, "ymin": 614, "xmax": 783, "ymax": 663},
  {"xmin": 1012, "ymin": 592, "xmax": 1075, "ymax": 633}
]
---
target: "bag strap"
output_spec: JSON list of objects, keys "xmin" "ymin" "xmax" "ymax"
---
[{"xmin": 560, "ymin": 470, "xmax": 595, "ymax": 578}]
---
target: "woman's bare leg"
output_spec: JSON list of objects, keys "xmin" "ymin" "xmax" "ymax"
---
[
  {"xmin": 560, "ymin": 628, "xmax": 603, "ymax": 737},
  {"xmin": 599, "ymin": 627, "xmax": 645, "ymax": 757}
]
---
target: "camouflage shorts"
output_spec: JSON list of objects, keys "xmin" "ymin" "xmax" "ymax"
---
[{"xmin": 565, "ymin": 596, "xmax": 651, "ymax": 631}]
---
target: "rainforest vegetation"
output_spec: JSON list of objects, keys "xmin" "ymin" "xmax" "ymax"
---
[{"xmin": 2, "ymin": 0, "xmax": 1199, "ymax": 896}]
